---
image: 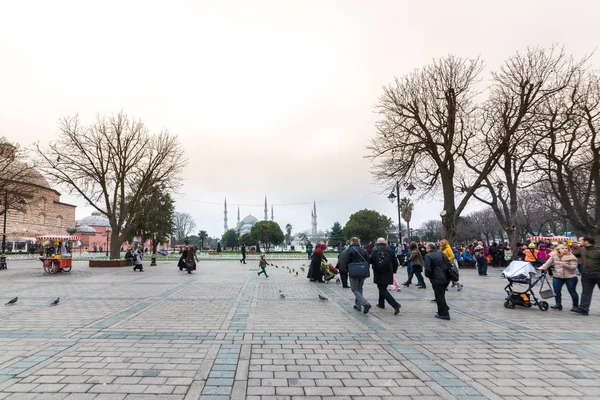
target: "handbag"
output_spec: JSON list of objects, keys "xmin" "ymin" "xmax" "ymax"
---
[
  {"xmin": 445, "ymin": 255, "xmax": 459, "ymax": 281},
  {"xmin": 539, "ymin": 274, "xmax": 555, "ymax": 299},
  {"xmin": 348, "ymin": 248, "xmax": 370, "ymax": 278}
]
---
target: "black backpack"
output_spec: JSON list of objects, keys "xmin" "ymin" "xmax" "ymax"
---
[{"xmin": 372, "ymin": 248, "xmax": 392, "ymax": 274}]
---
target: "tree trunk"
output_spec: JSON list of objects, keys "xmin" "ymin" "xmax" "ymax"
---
[
  {"xmin": 507, "ymin": 228, "xmax": 518, "ymax": 261},
  {"xmin": 440, "ymin": 171, "xmax": 457, "ymax": 243},
  {"xmin": 110, "ymin": 229, "xmax": 121, "ymax": 260}
]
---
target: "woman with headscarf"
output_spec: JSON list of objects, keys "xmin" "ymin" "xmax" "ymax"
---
[{"xmin": 307, "ymin": 243, "xmax": 327, "ymax": 282}]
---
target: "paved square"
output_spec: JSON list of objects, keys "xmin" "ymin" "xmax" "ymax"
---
[{"xmin": 0, "ymin": 258, "xmax": 599, "ymax": 399}]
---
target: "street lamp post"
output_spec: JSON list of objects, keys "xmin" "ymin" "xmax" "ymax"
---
[
  {"xmin": 0, "ymin": 190, "xmax": 8, "ymax": 270},
  {"xmin": 105, "ymin": 229, "xmax": 111, "ymax": 258},
  {"xmin": 388, "ymin": 181, "xmax": 416, "ymax": 246}
]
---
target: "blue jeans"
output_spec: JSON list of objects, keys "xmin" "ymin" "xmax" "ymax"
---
[
  {"xmin": 552, "ymin": 277, "xmax": 578, "ymax": 307},
  {"xmin": 307, "ymin": 252, "xmax": 312, "ymax": 259},
  {"xmin": 406, "ymin": 262, "xmax": 412, "ymax": 280}
]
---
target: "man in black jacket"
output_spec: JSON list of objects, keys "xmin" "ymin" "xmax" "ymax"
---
[
  {"xmin": 370, "ymin": 238, "xmax": 400, "ymax": 315},
  {"xmin": 572, "ymin": 237, "xmax": 600, "ymax": 316},
  {"xmin": 339, "ymin": 237, "xmax": 372, "ymax": 314},
  {"xmin": 240, "ymin": 243, "xmax": 247, "ymax": 264},
  {"xmin": 424, "ymin": 242, "xmax": 451, "ymax": 320}
]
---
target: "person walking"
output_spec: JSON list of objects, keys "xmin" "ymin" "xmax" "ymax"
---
[
  {"xmin": 133, "ymin": 248, "xmax": 144, "ymax": 272},
  {"xmin": 440, "ymin": 240, "xmax": 463, "ymax": 291},
  {"xmin": 307, "ymin": 243, "xmax": 327, "ymax": 282},
  {"xmin": 339, "ymin": 237, "xmax": 371, "ymax": 314},
  {"xmin": 240, "ymin": 243, "xmax": 247, "ymax": 264},
  {"xmin": 538, "ymin": 244, "xmax": 579, "ymax": 311},
  {"xmin": 370, "ymin": 238, "xmax": 401, "ymax": 315},
  {"xmin": 475, "ymin": 249, "xmax": 488, "ymax": 276},
  {"xmin": 572, "ymin": 237, "xmax": 600, "ymax": 315},
  {"xmin": 306, "ymin": 241, "xmax": 313, "ymax": 260},
  {"xmin": 408, "ymin": 242, "xmax": 425, "ymax": 289},
  {"xmin": 424, "ymin": 242, "xmax": 451, "ymax": 320},
  {"xmin": 258, "ymin": 255, "xmax": 269, "ymax": 278}
]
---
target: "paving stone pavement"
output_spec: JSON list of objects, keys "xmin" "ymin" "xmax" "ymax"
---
[{"xmin": 0, "ymin": 259, "xmax": 598, "ymax": 399}]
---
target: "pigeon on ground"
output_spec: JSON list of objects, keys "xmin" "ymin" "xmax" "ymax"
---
[
  {"xmin": 275, "ymin": 265, "xmax": 279, "ymax": 268},
  {"xmin": 5, "ymin": 297, "xmax": 18, "ymax": 305},
  {"xmin": 288, "ymin": 270, "xmax": 291, "ymax": 273},
  {"xmin": 318, "ymin": 294, "xmax": 328, "ymax": 301},
  {"xmin": 293, "ymin": 272, "xmax": 298, "ymax": 277},
  {"xmin": 50, "ymin": 297, "xmax": 60, "ymax": 306},
  {"xmin": 270, "ymin": 263, "xmax": 274, "ymax": 266},
  {"xmin": 279, "ymin": 290, "xmax": 285, "ymax": 299},
  {"xmin": 300, "ymin": 267, "xmax": 305, "ymax": 272}
]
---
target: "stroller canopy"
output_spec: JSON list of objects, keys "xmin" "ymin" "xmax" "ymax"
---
[{"xmin": 502, "ymin": 261, "xmax": 538, "ymax": 282}]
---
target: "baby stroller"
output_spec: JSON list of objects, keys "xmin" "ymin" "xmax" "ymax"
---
[
  {"xmin": 321, "ymin": 262, "xmax": 339, "ymax": 283},
  {"xmin": 502, "ymin": 261, "xmax": 554, "ymax": 311}
]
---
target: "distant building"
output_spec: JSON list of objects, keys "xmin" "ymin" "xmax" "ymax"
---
[
  {"xmin": 3, "ymin": 159, "xmax": 76, "ymax": 252},
  {"xmin": 75, "ymin": 211, "xmax": 111, "ymax": 250}
]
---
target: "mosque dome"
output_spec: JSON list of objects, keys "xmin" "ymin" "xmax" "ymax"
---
[
  {"xmin": 241, "ymin": 215, "xmax": 258, "ymax": 225},
  {"xmin": 76, "ymin": 211, "xmax": 110, "ymax": 227},
  {"xmin": 237, "ymin": 214, "xmax": 259, "ymax": 235},
  {"xmin": 75, "ymin": 225, "xmax": 97, "ymax": 234},
  {"xmin": 0, "ymin": 143, "xmax": 51, "ymax": 189}
]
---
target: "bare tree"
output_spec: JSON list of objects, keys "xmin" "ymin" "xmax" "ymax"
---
[
  {"xmin": 35, "ymin": 112, "xmax": 187, "ymax": 258},
  {"xmin": 534, "ymin": 69, "xmax": 600, "ymax": 241},
  {"xmin": 468, "ymin": 46, "xmax": 584, "ymax": 256},
  {"xmin": 0, "ymin": 137, "xmax": 39, "ymax": 209},
  {"xmin": 173, "ymin": 212, "xmax": 196, "ymax": 244},
  {"xmin": 369, "ymin": 55, "xmax": 506, "ymax": 242}
]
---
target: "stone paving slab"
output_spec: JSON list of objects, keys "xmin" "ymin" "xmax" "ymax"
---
[{"xmin": 0, "ymin": 259, "xmax": 598, "ymax": 399}]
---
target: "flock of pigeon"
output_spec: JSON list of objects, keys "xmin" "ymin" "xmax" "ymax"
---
[
  {"xmin": 269, "ymin": 263, "xmax": 328, "ymax": 302},
  {"xmin": 4, "ymin": 261, "xmax": 331, "ymax": 307},
  {"xmin": 5, "ymin": 297, "xmax": 60, "ymax": 306}
]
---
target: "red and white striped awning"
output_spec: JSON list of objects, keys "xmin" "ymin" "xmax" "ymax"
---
[
  {"xmin": 35, "ymin": 235, "xmax": 81, "ymax": 241},
  {"xmin": 528, "ymin": 236, "xmax": 574, "ymax": 242}
]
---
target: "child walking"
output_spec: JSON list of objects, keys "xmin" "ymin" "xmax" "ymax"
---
[
  {"xmin": 133, "ymin": 249, "xmax": 144, "ymax": 272},
  {"xmin": 258, "ymin": 255, "xmax": 269, "ymax": 278}
]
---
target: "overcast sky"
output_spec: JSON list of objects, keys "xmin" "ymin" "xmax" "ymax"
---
[{"xmin": 2, "ymin": 0, "xmax": 600, "ymax": 239}]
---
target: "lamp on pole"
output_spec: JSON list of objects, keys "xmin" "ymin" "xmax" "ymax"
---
[
  {"xmin": 105, "ymin": 229, "xmax": 111, "ymax": 258},
  {"xmin": 388, "ymin": 181, "xmax": 415, "ymax": 245},
  {"xmin": 1, "ymin": 190, "xmax": 26, "ymax": 270},
  {"xmin": 150, "ymin": 188, "xmax": 167, "ymax": 266}
]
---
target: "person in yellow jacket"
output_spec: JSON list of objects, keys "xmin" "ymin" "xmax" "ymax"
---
[{"xmin": 440, "ymin": 239, "xmax": 463, "ymax": 291}]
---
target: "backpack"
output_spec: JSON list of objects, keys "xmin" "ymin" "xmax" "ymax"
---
[{"xmin": 372, "ymin": 248, "xmax": 392, "ymax": 274}]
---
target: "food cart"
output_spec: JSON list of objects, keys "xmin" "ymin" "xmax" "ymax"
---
[
  {"xmin": 528, "ymin": 235, "xmax": 577, "ymax": 246},
  {"xmin": 36, "ymin": 234, "xmax": 80, "ymax": 274}
]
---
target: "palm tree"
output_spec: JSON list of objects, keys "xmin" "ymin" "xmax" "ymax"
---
[
  {"xmin": 399, "ymin": 198, "xmax": 414, "ymax": 243},
  {"xmin": 285, "ymin": 224, "xmax": 293, "ymax": 245},
  {"xmin": 198, "ymin": 230, "xmax": 208, "ymax": 250}
]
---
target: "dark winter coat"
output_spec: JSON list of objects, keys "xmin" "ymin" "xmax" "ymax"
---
[
  {"xmin": 369, "ymin": 243, "xmax": 399, "ymax": 285},
  {"xmin": 307, "ymin": 251, "xmax": 327, "ymax": 280},
  {"xmin": 424, "ymin": 249, "xmax": 450, "ymax": 284}
]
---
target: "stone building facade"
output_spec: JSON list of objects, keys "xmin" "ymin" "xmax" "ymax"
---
[{"xmin": 5, "ymin": 174, "xmax": 76, "ymax": 252}]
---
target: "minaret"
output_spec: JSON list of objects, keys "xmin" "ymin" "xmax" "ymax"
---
[
  {"xmin": 224, "ymin": 197, "xmax": 228, "ymax": 233},
  {"xmin": 311, "ymin": 200, "xmax": 317, "ymax": 236},
  {"xmin": 264, "ymin": 195, "xmax": 268, "ymax": 220},
  {"xmin": 271, "ymin": 205, "xmax": 274, "ymax": 221}
]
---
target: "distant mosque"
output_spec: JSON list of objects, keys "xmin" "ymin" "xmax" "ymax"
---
[
  {"xmin": 222, "ymin": 196, "xmax": 318, "ymax": 237},
  {"xmin": 223, "ymin": 196, "xmax": 275, "ymax": 235}
]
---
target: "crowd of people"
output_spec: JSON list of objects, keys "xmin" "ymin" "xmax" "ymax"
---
[{"xmin": 304, "ymin": 235, "xmax": 600, "ymax": 318}]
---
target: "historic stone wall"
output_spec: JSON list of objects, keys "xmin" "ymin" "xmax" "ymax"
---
[{"xmin": 6, "ymin": 186, "xmax": 76, "ymax": 240}]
